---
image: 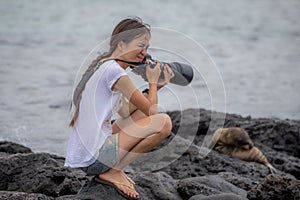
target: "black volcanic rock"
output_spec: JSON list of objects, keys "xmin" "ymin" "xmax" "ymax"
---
[
  {"xmin": 132, "ymin": 171, "xmax": 181, "ymax": 200},
  {"xmin": 168, "ymin": 109, "xmax": 300, "ymax": 158},
  {"xmin": 76, "ymin": 171, "xmax": 181, "ymax": 200},
  {"xmin": 0, "ymin": 191, "xmax": 75, "ymax": 200},
  {"xmin": 0, "ymin": 141, "xmax": 32, "ymax": 154},
  {"xmin": 165, "ymin": 109, "xmax": 300, "ymax": 179},
  {"xmin": 0, "ymin": 191, "xmax": 53, "ymax": 200},
  {"xmin": 247, "ymin": 174, "xmax": 300, "ymax": 200},
  {"xmin": 74, "ymin": 177, "xmax": 127, "ymax": 200},
  {"xmin": 0, "ymin": 108, "xmax": 299, "ymax": 200},
  {"xmin": 0, "ymin": 151, "xmax": 88, "ymax": 197},
  {"xmin": 218, "ymin": 172, "xmax": 259, "ymax": 192},
  {"xmin": 189, "ymin": 193, "xmax": 247, "ymax": 200},
  {"xmin": 177, "ymin": 175, "xmax": 247, "ymax": 199}
]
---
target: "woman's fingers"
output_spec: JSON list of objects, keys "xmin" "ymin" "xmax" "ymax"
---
[
  {"xmin": 146, "ymin": 61, "xmax": 161, "ymax": 84},
  {"xmin": 157, "ymin": 64, "xmax": 174, "ymax": 87},
  {"xmin": 164, "ymin": 64, "xmax": 174, "ymax": 79}
]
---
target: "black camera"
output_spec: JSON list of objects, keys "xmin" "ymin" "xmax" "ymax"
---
[{"xmin": 131, "ymin": 54, "xmax": 194, "ymax": 86}]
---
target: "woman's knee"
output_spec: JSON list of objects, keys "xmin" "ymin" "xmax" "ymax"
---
[{"xmin": 156, "ymin": 113, "xmax": 172, "ymax": 137}]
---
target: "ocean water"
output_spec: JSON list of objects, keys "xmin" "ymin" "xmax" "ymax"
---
[{"xmin": 0, "ymin": 0, "xmax": 299, "ymax": 156}]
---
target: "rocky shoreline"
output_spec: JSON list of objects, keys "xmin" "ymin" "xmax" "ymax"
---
[{"xmin": 1, "ymin": 108, "xmax": 299, "ymax": 200}]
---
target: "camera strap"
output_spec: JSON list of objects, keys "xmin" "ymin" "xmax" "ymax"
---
[{"xmin": 114, "ymin": 58, "xmax": 145, "ymax": 69}]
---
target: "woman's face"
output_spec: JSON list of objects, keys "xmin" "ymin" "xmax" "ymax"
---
[{"xmin": 119, "ymin": 33, "xmax": 150, "ymax": 63}]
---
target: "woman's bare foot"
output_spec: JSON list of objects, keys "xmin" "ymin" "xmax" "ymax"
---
[
  {"xmin": 121, "ymin": 171, "xmax": 135, "ymax": 185},
  {"xmin": 99, "ymin": 169, "xmax": 139, "ymax": 199}
]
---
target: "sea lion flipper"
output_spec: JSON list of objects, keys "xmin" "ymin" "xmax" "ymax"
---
[{"xmin": 266, "ymin": 163, "xmax": 277, "ymax": 174}]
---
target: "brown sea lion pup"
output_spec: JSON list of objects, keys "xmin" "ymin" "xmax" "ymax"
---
[
  {"xmin": 211, "ymin": 127, "xmax": 254, "ymax": 150},
  {"xmin": 211, "ymin": 127, "xmax": 277, "ymax": 174}
]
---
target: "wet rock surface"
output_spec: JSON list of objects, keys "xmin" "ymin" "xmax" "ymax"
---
[{"xmin": 0, "ymin": 108, "xmax": 299, "ymax": 199}]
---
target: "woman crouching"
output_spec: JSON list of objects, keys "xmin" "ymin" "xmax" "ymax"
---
[{"xmin": 64, "ymin": 17, "xmax": 173, "ymax": 199}]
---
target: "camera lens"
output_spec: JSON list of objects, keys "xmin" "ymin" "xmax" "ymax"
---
[{"xmin": 131, "ymin": 54, "xmax": 194, "ymax": 86}]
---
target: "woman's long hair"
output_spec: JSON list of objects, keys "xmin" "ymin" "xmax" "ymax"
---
[{"xmin": 69, "ymin": 17, "xmax": 150, "ymax": 126}]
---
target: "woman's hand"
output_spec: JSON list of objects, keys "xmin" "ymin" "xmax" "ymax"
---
[
  {"xmin": 146, "ymin": 61, "xmax": 161, "ymax": 84},
  {"xmin": 157, "ymin": 64, "xmax": 175, "ymax": 88}
]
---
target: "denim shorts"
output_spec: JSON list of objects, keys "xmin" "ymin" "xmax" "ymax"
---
[{"xmin": 81, "ymin": 134, "xmax": 119, "ymax": 175}]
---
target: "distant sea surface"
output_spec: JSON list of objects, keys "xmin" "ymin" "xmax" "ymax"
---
[{"xmin": 0, "ymin": 0, "xmax": 299, "ymax": 156}]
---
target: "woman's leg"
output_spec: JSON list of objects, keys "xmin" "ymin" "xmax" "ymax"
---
[
  {"xmin": 111, "ymin": 109, "xmax": 151, "ymax": 184},
  {"xmin": 112, "ymin": 109, "xmax": 147, "ymax": 135},
  {"xmin": 100, "ymin": 113, "xmax": 172, "ymax": 198},
  {"xmin": 116, "ymin": 113, "xmax": 172, "ymax": 168}
]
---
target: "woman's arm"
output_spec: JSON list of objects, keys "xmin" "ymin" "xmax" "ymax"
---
[
  {"xmin": 113, "ymin": 76, "xmax": 157, "ymax": 116},
  {"xmin": 117, "ymin": 95, "xmax": 137, "ymax": 118},
  {"xmin": 118, "ymin": 92, "xmax": 152, "ymax": 118},
  {"xmin": 115, "ymin": 63, "xmax": 174, "ymax": 117},
  {"xmin": 113, "ymin": 63, "xmax": 161, "ymax": 116}
]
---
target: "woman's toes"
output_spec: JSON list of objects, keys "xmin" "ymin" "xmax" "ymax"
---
[{"xmin": 133, "ymin": 191, "xmax": 139, "ymax": 198}]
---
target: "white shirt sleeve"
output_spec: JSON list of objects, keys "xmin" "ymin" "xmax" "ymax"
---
[{"xmin": 105, "ymin": 63, "xmax": 128, "ymax": 91}]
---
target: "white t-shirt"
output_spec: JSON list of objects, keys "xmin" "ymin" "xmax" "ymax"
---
[{"xmin": 64, "ymin": 60, "xmax": 127, "ymax": 168}]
